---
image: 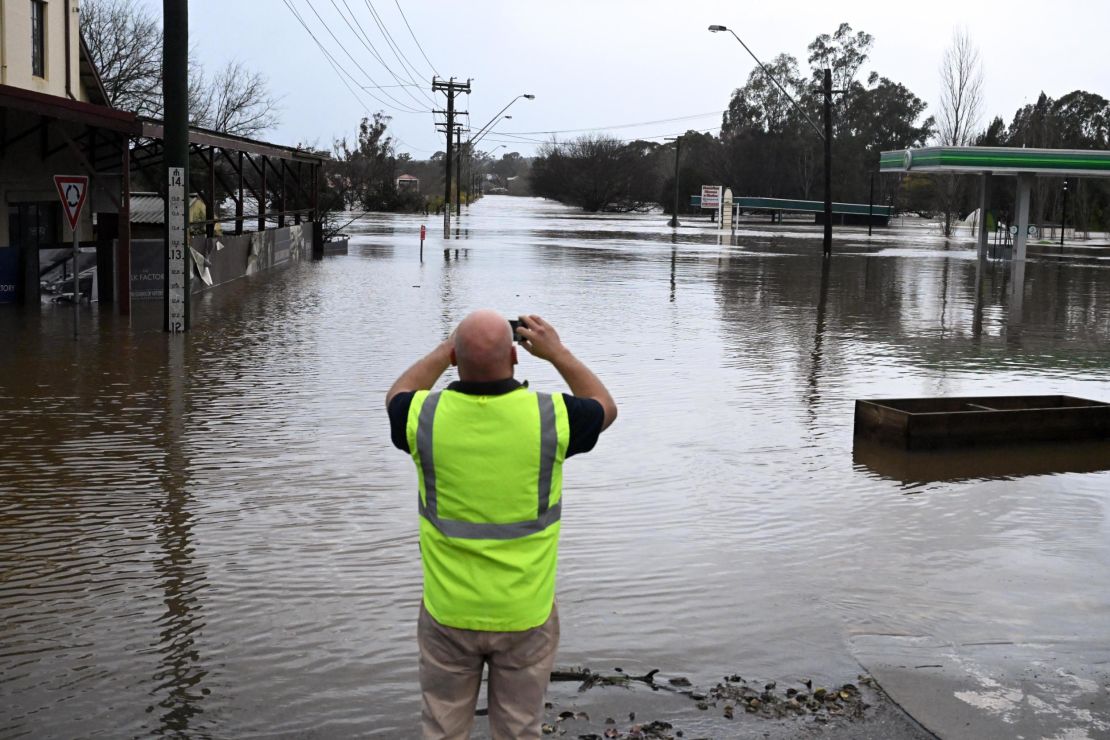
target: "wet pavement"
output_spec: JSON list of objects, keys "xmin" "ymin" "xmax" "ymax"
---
[{"xmin": 1, "ymin": 195, "xmax": 1109, "ymax": 738}]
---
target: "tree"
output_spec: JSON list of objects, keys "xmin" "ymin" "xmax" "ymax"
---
[
  {"xmin": 81, "ymin": 0, "xmax": 161, "ymax": 116},
  {"xmin": 189, "ymin": 60, "xmax": 279, "ymax": 137},
  {"xmin": 531, "ymin": 135, "xmax": 662, "ymax": 212},
  {"xmin": 807, "ymin": 22, "xmax": 874, "ymax": 93},
  {"xmin": 719, "ymin": 23, "xmax": 932, "ymax": 207},
  {"xmin": 935, "ymin": 28, "xmax": 984, "ymax": 236},
  {"xmin": 333, "ymin": 113, "xmax": 402, "ymax": 210},
  {"xmin": 83, "ymin": 0, "xmax": 280, "ymax": 136}
]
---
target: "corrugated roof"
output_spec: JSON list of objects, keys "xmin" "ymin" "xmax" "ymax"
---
[{"xmin": 129, "ymin": 192, "xmax": 203, "ymax": 224}]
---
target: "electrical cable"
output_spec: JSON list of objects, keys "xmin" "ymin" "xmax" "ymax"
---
[
  {"xmin": 282, "ymin": 0, "xmax": 399, "ymax": 114},
  {"xmin": 300, "ymin": 0, "xmax": 428, "ymax": 113},
  {"xmin": 393, "ymin": 0, "xmax": 440, "ymax": 79},
  {"xmin": 332, "ymin": 0, "xmax": 435, "ymax": 108},
  {"xmin": 499, "ymin": 111, "xmax": 725, "ymax": 136},
  {"xmin": 362, "ymin": 0, "xmax": 436, "ymax": 104}
]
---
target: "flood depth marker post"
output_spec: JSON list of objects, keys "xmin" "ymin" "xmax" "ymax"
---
[
  {"xmin": 166, "ymin": 167, "xmax": 187, "ymax": 332},
  {"xmin": 53, "ymin": 174, "xmax": 89, "ymax": 338}
]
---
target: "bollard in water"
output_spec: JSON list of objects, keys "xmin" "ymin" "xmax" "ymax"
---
[{"xmin": 420, "ymin": 224, "xmax": 426, "ymax": 262}]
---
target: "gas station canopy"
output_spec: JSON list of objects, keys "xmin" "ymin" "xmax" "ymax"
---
[
  {"xmin": 879, "ymin": 146, "xmax": 1110, "ymax": 177},
  {"xmin": 878, "ymin": 145, "xmax": 1110, "ymax": 262}
]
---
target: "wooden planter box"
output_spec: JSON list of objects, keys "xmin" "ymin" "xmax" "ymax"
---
[{"xmin": 854, "ymin": 395, "xmax": 1110, "ymax": 450}]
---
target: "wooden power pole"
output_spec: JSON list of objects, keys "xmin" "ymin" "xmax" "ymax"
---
[{"xmin": 433, "ymin": 77, "xmax": 470, "ymax": 239}]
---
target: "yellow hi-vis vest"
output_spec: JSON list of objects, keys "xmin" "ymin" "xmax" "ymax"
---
[{"xmin": 406, "ymin": 387, "xmax": 569, "ymax": 631}]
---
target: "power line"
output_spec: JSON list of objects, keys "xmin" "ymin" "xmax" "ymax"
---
[
  {"xmin": 282, "ymin": 0, "xmax": 409, "ymax": 115},
  {"xmin": 362, "ymin": 0, "xmax": 436, "ymax": 103},
  {"xmin": 300, "ymin": 0, "xmax": 429, "ymax": 113},
  {"xmin": 331, "ymin": 0, "xmax": 434, "ymax": 109},
  {"xmin": 482, "ymin": 126, "xmax": 720, "ymax": 147},
  {"xmin": 285, "ymin": 1, "xmax": 438, "ymax": 159},
  {"xmin": 499, "ymin": 111, "xmax": 725, "ymax": 136},
  {"xmin": 394, "ymin": 0, "xmax": 439, "ymax": 78}
]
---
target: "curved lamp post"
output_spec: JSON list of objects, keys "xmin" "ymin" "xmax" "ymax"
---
[
  {"xmin": 709, "ymin": 24, "xmax": 834, "ymax": 257},
  {"xmin": 460, "ymin": 94, "xmax": 534, "ymax": 213}
]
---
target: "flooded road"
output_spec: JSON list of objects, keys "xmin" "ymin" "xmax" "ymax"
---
[{"xmin": 2, "ymin": 195, "xmax": 1109, "ymax": 737}]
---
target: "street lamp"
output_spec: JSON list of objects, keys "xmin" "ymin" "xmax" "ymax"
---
[
  {"xmin": 460, "ymin": 94, "xmax": 535, "ymax": 214},
  {"xmin": 470, "ymin": 94, "xmax": 535, "ymax": 147},
  {"xmin": 709, "ymin": 24, "xmax": 835, "ymax": 257}
]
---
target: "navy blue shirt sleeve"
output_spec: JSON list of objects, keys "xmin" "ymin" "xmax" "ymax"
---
[
  {"xmin": 388, "ymin": 391, "xmax": 416, "ymax": 453},
  {"xmin": 562, "ymin": 394, "xmax": 605, "ymax": 457}
]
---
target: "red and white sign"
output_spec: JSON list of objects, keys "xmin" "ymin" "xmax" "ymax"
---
[
  {"xmin": 701, "ymin": 185, "xmax": 722, "ymax": 210},
  {"xmin": 420, "ymin": 224, "xmax": 426, "ymax": 240},
  {"xmin": 53, "ymin": 175, "xmax": 89, "ymax": 231}
]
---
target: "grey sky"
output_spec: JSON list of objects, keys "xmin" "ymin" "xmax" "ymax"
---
[{"xmin": 171, "ymin": 0, "xmax": 1110, "ymax": 158}]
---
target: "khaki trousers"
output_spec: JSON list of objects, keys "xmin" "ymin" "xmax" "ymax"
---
[{"xmin": 418, "ymin": 602, "xmax": 560, "ymax": 740}]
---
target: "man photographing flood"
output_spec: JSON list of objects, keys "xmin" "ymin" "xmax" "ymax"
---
[{"xmin": 386, "ymin": 310, "xmax": 618, "ymax": 739}]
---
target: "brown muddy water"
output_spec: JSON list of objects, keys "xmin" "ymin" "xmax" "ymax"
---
[{"xmin": 1, "ymin": 195, "xmax": 1109, "ymax": 738}]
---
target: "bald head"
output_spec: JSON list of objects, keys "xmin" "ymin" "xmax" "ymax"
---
[{"xmin": 452, "ymin": 309, "xmax": 517, "ymax": 382}]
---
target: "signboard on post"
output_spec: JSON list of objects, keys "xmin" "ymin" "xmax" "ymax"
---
[
  {"xmin": 700, "ymin": 185, "xmax": 722, "ymax": 211},
  {"xmin": 54, "ymin": 175, "xmax": 89, "ymax": 337},
  {"xmin": 54, "ymin": 175, "xmax": 89, "ymax": 230},
  {"xmin": 166, "ymin": 166, "xmax": 187, "ymax": 333}
]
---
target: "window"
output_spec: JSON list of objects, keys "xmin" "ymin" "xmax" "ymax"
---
[{"xmin": 31, "ymin": 0, "xmax": 46, "ymax": 78}]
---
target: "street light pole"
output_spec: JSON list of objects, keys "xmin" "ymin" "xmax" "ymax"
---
[
  {"xmin": 469, "ymin": 94, "xmax": 535, "ymax": 150},
  {"xmin": 709, "ymin": 25, "xmax": 835, "ymax": 257},
  {"xmin": 822, "ymin": 68, "xmax": 832, "ymax": 258}
]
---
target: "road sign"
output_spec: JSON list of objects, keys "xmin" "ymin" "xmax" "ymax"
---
[
  {"xmin": 53, "ymin": 175, "xmax": 89, "ymax": 231},
  {"xmin": 701, "ymin": 185, "xmax": 722, "ymax": 210}
]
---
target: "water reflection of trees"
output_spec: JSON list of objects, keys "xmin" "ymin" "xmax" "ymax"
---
[{"xmin": 714, "ymin": 249, "xmax": 1110, "ymax": 379}]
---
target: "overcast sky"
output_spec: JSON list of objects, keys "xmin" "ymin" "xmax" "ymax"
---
[{"xmin": 170, "ymin": 0, "xmax": 1110, "ymax": 158}]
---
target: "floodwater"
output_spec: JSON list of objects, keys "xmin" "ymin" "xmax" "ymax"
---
[{"xmin": 1, "ymin": 195, "xmax": 1108, "ymax": 738}]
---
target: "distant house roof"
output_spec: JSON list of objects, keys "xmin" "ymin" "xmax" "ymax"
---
[
  {"xmin": 130, "ymin": 192, "xmax": 203, "ymax": 224},
  {"xmin": 397, "ymin": 174, "xmax": 419, "ymax": 181}
]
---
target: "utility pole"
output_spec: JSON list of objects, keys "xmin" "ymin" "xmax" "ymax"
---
[
  {"xmin": 666, "ymin": 135, "xmax": 682, "ymax": 228},
  {"xmin": 823, "ymin": 68, "xmax": 833, "ymax": 259},
  {"xmin": 455, "ymin": 127, "xmax": 462, "ymax": 217},
  {"xmin": 163, "ymin": 0, "xmax": 189, "ymax": 332},
  {"xmin": 432, "ymin": 77, "xmax": 470, "ymax": 239}
]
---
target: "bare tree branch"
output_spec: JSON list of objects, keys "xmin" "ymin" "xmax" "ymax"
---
[{"xmin": 83, "ymin": 0, "xmax": 281, "ymax": 136}]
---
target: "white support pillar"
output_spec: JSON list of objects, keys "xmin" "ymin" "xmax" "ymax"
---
[{"xmin": 1012, "ymin": 173, "xmax": 1033, "ymax": 261}]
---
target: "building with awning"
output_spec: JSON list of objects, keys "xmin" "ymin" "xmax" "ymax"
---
[
  {"xmin": 0, "ymin": 0, "xmax": 328, "ymax": 308},
  {"xmin": 879, "ymin": 146, "xmax": 1110, "ymax": 260}
]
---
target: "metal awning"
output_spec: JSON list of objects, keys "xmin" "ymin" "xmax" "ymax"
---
[{"xmin": 879, "ymin": 146, "xmax": 1110, "ymax": 178}]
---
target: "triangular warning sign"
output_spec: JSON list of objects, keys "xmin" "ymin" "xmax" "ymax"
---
[{"xmin": 54, "ymin": 175, "xmax": 89, "ymax": 231}]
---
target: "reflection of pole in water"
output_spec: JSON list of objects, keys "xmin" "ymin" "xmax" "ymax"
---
[
  {"xmin": 670, "ymin": 247, "xmax": 677, "ymax": 303},
  {"xmin": 972, "ymin": 253, "xmax": 987, "ymax": 340},
  {"xmin": 152, "ymin": 337, "xmax": 207, "ymax": 735},
  {"xmin": 804, "ymin": 258, "xmax": 832, "ymax": 425}
]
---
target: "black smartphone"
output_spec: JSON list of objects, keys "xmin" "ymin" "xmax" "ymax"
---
[{"xmin": 508, "ymin": 318, "xmax": 527, "ymax": 342}]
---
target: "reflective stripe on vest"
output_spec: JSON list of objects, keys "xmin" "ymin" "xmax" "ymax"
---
[{"xmin": 416, "ymin": 390, "xmax": 561, "ymax": 540}]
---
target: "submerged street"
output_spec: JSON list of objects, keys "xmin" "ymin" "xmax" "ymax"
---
[{"xmin": 2, "ymin": 195, "xmax": 1109, "ymax": 737}]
